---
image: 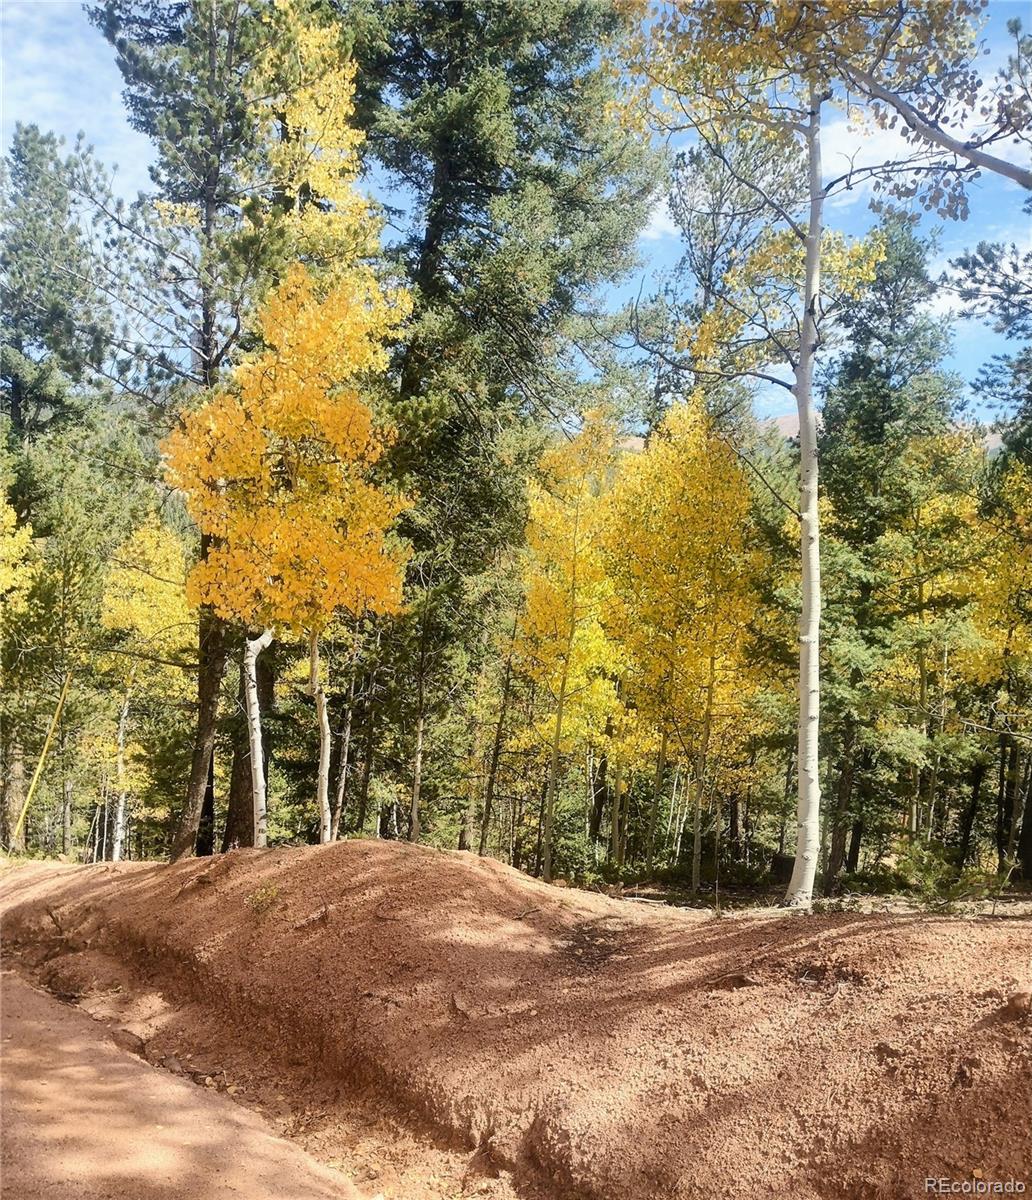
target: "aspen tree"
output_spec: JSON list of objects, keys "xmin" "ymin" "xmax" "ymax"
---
[
  {"xmin": 518, "ymin": 414, "xmax": 618, "ymax": 883},
  {"xmin": 164, "ymin": 264, "xmax": 409, "ymax": 846}
]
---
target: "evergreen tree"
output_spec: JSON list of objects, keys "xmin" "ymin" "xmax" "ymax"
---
[
  {"xmin": 819, "ymin": 218, "xmax": 969, "ymax": 888},
  {"xmin": 343, "ymin": 0, "xmax": 656, "ymax": 845},
  {"xmin": 1, "ymin": 124, "xmax": 112, "ymax": 439}
]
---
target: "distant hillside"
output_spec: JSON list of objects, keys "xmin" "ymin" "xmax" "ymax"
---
[{"xmin": 764, "ymin": 413, "xmax": 1003, "ymax": 452}]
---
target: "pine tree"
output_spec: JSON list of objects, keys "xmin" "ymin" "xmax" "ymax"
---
[{"xmin": 341, "ymin": 0, "xmax": 656, "ymax": 846}]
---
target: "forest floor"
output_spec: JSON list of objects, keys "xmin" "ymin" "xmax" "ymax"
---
[{"xmin": 1, "ymin": 841, "xmax": 1030, "ymax": 1200}]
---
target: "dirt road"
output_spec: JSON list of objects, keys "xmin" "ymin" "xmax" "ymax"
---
[{"xmin": 0, "ymin": 970, "xmax": 358, "ymax": 1199}]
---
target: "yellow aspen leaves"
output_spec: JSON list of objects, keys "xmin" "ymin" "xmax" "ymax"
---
[{"xmin": 163, "ymin": 262, "xmax": 410, "ymax": 636}]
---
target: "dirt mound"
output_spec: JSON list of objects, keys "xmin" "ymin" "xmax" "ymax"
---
[{"xmin": 2, "ymin": 842, "xmax": 1030, "ymax": 1200}]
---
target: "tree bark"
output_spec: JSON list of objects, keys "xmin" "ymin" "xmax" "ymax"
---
[
  {"xmin": 409, "ymin": 706, "xmax": 425, "ymax": 843},
  {"xmin": 997, "ymin": 733, "xmax": 1019, "ymax": 872},
  {"xmin": 611, "ymin": 752, "xmax": 625, "ymax": 866},
  {"xmin": 480, "ymin": 614, "xmax": 517, "ymax": 856},
  {"xmin": 542, "ymin": 663, "xmax": 569, "ymax": 884},
  {"xmin": 592, "ymin": 748, "xmax": 609, "ymax": 844},
  {"xmin": 2, "ymin": 740, "xmax": 27, "ymax": 853},
  {"xmin": 111, "ymin": 677, "xmax": 134, "ymax": 862},
  {"xmin": 784, "ymin": 84, "xmax": 825, "ymax": 908},
  {"xmin": 224, "ymin": 673, "xmax": 252, "ymax": 851},
  {"xmin": 356, "ymin": 707, "xmax": 376, "ymax": 836},
  {"xmin": 172, "ymin": 602, "xmax": 227, "ymax": 860},
  {"xmin": 223, "ymin": 643, "xmax": 274, "ymax": 850},
  {"xmin": 309, "ymin": 631, "xmax": 333, "ymax": 844},
  {"xmin": 243, "ymin": 628, "xmax": 273, "ymax": 849},
  {"xmin": 959, "ymin": 745, "xmax": 990, "ymax": 866},
  {"xmin": 1017, "ymin": 757, "xmax": 1032, "ymax": 881},
  {"xmin": 645, "ymin": 729, "xmax": 668, "ymax": 877},
  {"xmin": 825, "ymin": 719, "xmax": 857, "ymax": 892},
  {"xmin": 692, "ymin": 653, "xmax": 717, "ymax": 894},
  {"xmin": 62, "ymin": 776, "xmax": 73, "ymax": 857},
  {"xmin": 196, "ymin": 755, "xmax": 216, "ymax": 857},
  {"xmin": 1006, "ymin": 753, "xmax": 1029, "ymax": 864},
  {"xmin": 330, "ymin": 669, "xmax": 356, "ymax": 841}
]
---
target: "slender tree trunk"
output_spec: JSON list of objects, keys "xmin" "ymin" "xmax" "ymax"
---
[
  {"xmin": 998, "ymin": 734, "xmax": 1019, "ymax": 872},
  {"xmin": 224, "ymin": 673, "xmax": 252, "ymax": 851},
  {"xmin": 611, "ymin": 753, "xmax": 625, "ymax": 866},
  {"xmin": 960, "ymin": 747, "xmax": 990, "ymax": 866},
  {"xmin": 665, "ymin": 762, "xmax": 679, "ymax": 840},
  {"xmin": 480, "ymin": 615, "xmax": 517, "ymax": 856},
  {"xmin": 111, "ymin": 677, "xmax": 134, "ymax": 862},
  {"xmin": 5, "ymin": 742, "xmax": 27, "ymax": 853},
  {"xmin": 692, "ymin": 653, "xmax": 717, "ymax": 894},
  {"xmin": 330, "ymin": 669, "xmax": 357, "ymax": 841},
  {"xmin": 308, "ymin": 631, "xmax": 332, "ymax": 844},
  {"xmin": 542, "ymin": 664, "xmax": 569, "ymax": 884},
  {"xmin": 1017, "ymin": 757, "xmax": 1032, "ymax": 881},
  {"xmin": 243, "ymin": 628, "xmax": 273, "ymax": 849},
  {"xmin": 825, "ymin": 720, "xmax": 857, "ymax": 892},
  {"xmin": 100, "ymin": 785, "xmax": 109, "ymax": 862},
  {"xmin": 62, "ymin": 776, "xmax": 73, "ymax": 857},
  {"xmin": 1006, "ymin": 753, "xmax": 1029, "ymax": 864},
  {"xmin": 532, "ymin": 777, "xmax": 548, "ymax": 877},
  {"xmin": 224, "ymin": 644, "xmax": 274, "ymax": 849},
  {"xmin": 409, "ymin": 705, "xmax": 425, "ymax": 843},
  {"xmin": 196, "ymin": 756, "xmax": 216, "ymax": 857},
  {"xmin": 357, "ymin": 707, "xmax": 376, "ymax": 836},
  {"xmin": 172, "ymin": 603, "xmax": 227, "ymax": 860},
  {"xmin": 785, "ymin": 85, "xmax": 825, "ymax": 908},
  {"xmin": 645, "ymin": 729, "xmax": 668, "ymax": 877},
  {"xmin": 589, "ymin": 732, "xmax": 610, "ymax": 845}
]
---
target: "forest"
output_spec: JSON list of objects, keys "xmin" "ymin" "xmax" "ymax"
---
[{"xmin": 2, "ymin": 0, "xmax": 1031, "ymax": 912}]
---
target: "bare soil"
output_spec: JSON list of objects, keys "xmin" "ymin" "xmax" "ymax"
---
[
  {"xmin": 1, "ymin": 970, "xmax": 359, "ymax": 1199},
  {"xmin": 2, "ymin": 841, "xmax": 1030, "ymax": 1200}
]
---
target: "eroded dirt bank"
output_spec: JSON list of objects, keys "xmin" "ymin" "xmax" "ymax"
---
[
  {"xmin": 1, "ymin": 970, "xmax": 361, "ymax": 1199},
  {"xmin": 2, "ymin": 842, "xmax": 1030, "ymax": 1200}
]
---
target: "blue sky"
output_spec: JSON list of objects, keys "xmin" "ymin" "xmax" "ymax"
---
[{"xmin": 2, "ymin": 0, "xmax": 1030, "ymax": 421}]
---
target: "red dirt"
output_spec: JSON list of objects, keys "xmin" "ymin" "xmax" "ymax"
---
[
  {"xmin": 1, "ymin": 970, "xmax": 359, "ymax": 1199},
  {"xmin": 2, "ymin": 841, "xmax": 1030, "ymax": 1200}
]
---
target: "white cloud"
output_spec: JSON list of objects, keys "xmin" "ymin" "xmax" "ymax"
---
[
  {"xmin": 640, "ymin": 196, "xmax": 679, "ymax": 242},
  {"xmin": 821, "ymin": 115, "xmax": 924, "ymax": 207},
  {"xmin": 1, "ymin": 0, "xmax": 155, "ymax": 200}
]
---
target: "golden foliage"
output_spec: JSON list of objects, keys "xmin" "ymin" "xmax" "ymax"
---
[{"xmin": 163, "ymin": 263, "xmax": 410, "ymax": 634}]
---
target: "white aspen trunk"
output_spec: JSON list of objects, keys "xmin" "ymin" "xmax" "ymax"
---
[
  {"xmin": 542, "ymin": 664, "xmax": 569, "ymax": 884},
  {"xmin": 409, "ymin": 706, "xmax": 424, "ymax": 843},
  {"xmin": 784, "ymin": 85, "xmax": 825, "ymax": 909},
  {"xmin": 330, "ymin": 686, "xmax": 354, "ymax": 842},
  {"xmin": 244, "ymin": 628, "xmax": 274, "ymax": 849},
  {"xmin": 666, "ymin": 763, "xmax": 681, "ymax": 841},
  {"xmin": 692, "ymin": 654, "xmax": 717, "ymax": 894},
  {"xmin": 309, "ymin": 631, "xmax": 332, "ymax": 844},
  {"xmin": 111, "ymin": 672, "xmax": 135, "ymax": 862}
]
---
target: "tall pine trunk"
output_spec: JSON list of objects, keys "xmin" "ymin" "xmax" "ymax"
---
[{"xmin": 784, "ymin": 84, "xmax": 825, "ymax": 908}]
